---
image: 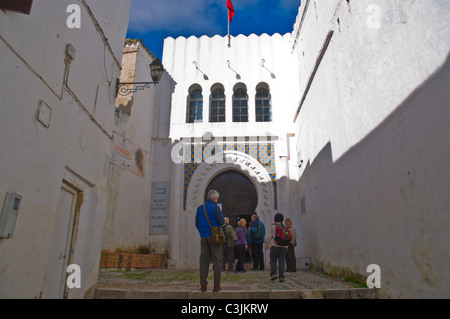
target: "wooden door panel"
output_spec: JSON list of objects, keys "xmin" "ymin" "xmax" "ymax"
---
[{"xmin": 205, "ymin": 170, "xmax": 257, "ymax": 226}]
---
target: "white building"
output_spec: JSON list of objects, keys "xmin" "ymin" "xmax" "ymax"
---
[
  {"xmin": 0, "ymin": 0, "xmax": 131, "ymax": 298},
  {"xmin": 162, "ymin": 32, "xmax": 300, "ymax": 269}
]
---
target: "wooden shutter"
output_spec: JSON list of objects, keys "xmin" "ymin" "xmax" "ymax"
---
[{"xmin": 0, "ymin": 0, "xmax": 33, "ymax": 15}]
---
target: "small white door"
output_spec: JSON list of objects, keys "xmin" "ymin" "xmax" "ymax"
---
[{"xmin": 42, "ymin": 183, "xmax": 77, "ymax": 299}]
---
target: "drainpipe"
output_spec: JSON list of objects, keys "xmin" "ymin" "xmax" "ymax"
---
[
  {"xmin": 278, "ymin": 133, "xmax": 295, "ymax": 216},
  {"xmin": 167, "ymin": 154, "xmax": 183, "ymax": 268}
]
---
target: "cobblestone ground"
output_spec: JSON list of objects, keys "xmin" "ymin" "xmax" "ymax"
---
[{"xmin": 96, "ymin": 268, "xmax": 359, "ymax": 291}]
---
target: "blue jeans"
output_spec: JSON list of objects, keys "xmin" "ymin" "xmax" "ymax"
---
[{"xmin": 269, "ymin": 246, "xmax": 287, "ymax": 278}]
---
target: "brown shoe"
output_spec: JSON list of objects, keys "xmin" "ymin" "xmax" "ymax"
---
[
  {"xmin": 200, "ymin": 285, "xmax": 207, "ymax": 292},
  {"xmin": 213, "ymin": 285, "xmax": 221, "ymax": 292}
]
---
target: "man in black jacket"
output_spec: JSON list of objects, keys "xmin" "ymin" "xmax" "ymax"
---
[{"xmin": 249, "ymin": 214, "xmax": 265, "ymax": 270}]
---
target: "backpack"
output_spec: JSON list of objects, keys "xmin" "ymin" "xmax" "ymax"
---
[
  {"xmin": 253, "ymin": 222, "xmax": 262, "ymax": 239},
  {"xmin": 227, "ymin": 224, "xmax": 238, "ymax": 241},
  {"xmin": 223, "ymin": 224, "xmax": 238, "ymax": 244},
  {"xmin": 273, "ymin": 222, "xmax": 291, "ymax": 246}
]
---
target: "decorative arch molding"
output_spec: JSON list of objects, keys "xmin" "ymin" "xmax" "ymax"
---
[{"xmin": 185, "ymin": 150, "xmax": 275, "ymax": 222}]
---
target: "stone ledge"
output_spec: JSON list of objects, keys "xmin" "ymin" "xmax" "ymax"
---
[{"xmin": 95, "ymin": 288, "xmax": 377, "ymax": 299}]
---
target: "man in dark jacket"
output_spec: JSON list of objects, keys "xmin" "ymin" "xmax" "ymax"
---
[
  {"xmin": 249, "ymin": 214, "xmax": 266, "ymax": 270},
  {"xmin": 195, "ymin": 189, "xmax": 225, "ymax": 292},
  {"xmin": 222, "ymin": 217, "xmax": 237, "ymax": 271}
]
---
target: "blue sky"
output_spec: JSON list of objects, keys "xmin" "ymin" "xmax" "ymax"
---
[{"xmin": 126, "ymin": 0, "xmax": 301, "ymax": 59}]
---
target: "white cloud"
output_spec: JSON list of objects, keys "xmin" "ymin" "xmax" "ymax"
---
[
  {"xmin": 128, "ymin": 0, "xmax": 225, "ymax": 35},
  {"xmin": 233, "ymin": 0, "xmax": 299, "ymax": 12}
]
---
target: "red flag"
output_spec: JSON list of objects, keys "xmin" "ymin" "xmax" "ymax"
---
[{"xmin": 227, "ymin": 0, "xmax": 235, "ymax": 22}]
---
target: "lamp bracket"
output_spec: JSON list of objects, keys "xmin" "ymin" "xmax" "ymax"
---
[{"xmin": 116, "ymin": 80, "xmax": 157, "ymax": 97}]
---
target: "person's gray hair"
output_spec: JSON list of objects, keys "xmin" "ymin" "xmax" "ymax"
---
[{"xmin": 207, "ymin": 189, "xmax": 220, "ymax": 200}]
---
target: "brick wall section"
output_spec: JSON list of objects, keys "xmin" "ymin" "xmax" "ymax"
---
[{"xmin": 100, "ymin": 251, "xmax": 163, "ymax": 269}]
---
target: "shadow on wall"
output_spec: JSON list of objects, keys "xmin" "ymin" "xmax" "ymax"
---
[{"xmin": 297, "ymin": 52, "xmax": 450, "ymax": 298}]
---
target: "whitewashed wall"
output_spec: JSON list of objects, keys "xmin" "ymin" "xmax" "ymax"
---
[
  {"xmin": 164, "ymin": 33, "xmax": 299, "ymax": 141},
  {"xmin": 292, "ymin": 0, "xmax": 450, "ymax": 298},
  {"xmin": 0, "ymin": 0, "xmax": 131, "ymax": 298},
  {"xmin": 102, "ymin": 40, "xmax": 175, "ymax": 256}
]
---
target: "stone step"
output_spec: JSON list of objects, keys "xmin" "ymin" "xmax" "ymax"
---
[{"xmin": 95, "ymin": 287, "xmax": 377, "ymax": 299}]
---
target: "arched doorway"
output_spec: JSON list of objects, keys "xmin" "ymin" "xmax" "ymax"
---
[
  {"xmin": 178, "ymin": 150, "xmax": 274, "ymax": 268},
  {"xmin": 205, "ymin": 170, "xmax": 257, "ymax": 227}
]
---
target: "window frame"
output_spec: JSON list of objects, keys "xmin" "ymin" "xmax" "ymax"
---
[
  {"xmin": 255, "ymin": 84, "xmax": 272, "ymax": 122},
  {"xmin": 232, "ymin": 84, "xmax": 248, "ymax": 123},
  {"xmin": 209, "ymin": 85, "xmax": 226, "ymax": 123},
  {"xmin": 187, "ymin": 86, "xmax": 203, "ymax": 123}
]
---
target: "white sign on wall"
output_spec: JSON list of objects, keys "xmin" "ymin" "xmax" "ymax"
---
[{"xmin": 150, "ymin": 182, "xmax": 170, "ymax": 234}]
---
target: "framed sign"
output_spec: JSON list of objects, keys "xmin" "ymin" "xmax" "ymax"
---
[{"xmin": 150, "ymin": 182, "xmax": 170, "ymax": 234}]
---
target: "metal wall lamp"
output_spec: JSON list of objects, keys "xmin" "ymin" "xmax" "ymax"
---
[{"xmin": 115, "ymin": 58, "xmax": 164, "ymax": 97}]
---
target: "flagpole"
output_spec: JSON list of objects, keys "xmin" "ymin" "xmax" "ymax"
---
[
  {"xmin": 227, "ymin": 0, "xmax": 233, "ymax": 48},
  {"xmin": 228, "ymin": 16, "xmax": 231, "ymax": 48}
]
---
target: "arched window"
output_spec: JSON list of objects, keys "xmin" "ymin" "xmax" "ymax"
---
[
  {"xmin": 255, "ymin": 83, "xmax": 271, "ymax": 122},
  {"xmin": 187, "ymin": 85, "xmax": 203, "ymax": 123},
  {"xmin": 233, "ymin": 84, "xmax": 248, "ymax": 122},
  {"xmin": 209, "ymin": 84, "xmax": 225, "ymax": 122}
]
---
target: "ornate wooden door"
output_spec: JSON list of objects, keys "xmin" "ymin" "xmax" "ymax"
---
[{"xmin": 205, "ymin": 170, "xmax": 257, "ymax": 227}]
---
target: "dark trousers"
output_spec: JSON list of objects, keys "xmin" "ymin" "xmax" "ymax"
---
[
  {"xmin": 222, "ymin": 245, "xmax": 234, "ymax": 270},
  {"xmin": 285, "ymin": 244, "xmax": 296, "ymax": 272},
  {"xmin": 235, "ymin": 245, "xmax": 246, "ymax": 271},
  {"xmin": 200, "ymin": 237, "xmax": 222, "ymax": 287},
  {"xmin": 250, "ymin": 242, "xmax": 264, "ymax": 269},
  {"xmin": 269, "ymin": 246, "xmax": 287, "ymax": 279}
]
